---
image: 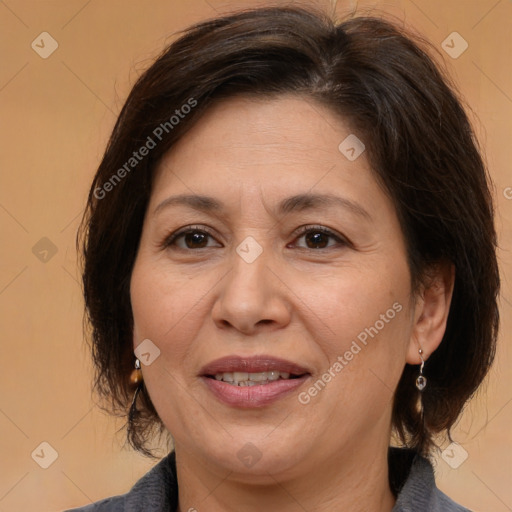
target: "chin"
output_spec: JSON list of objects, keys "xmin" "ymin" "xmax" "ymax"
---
[{"xmin": 196, "ymin": 434, "xmax": 309, "ymax": 481}]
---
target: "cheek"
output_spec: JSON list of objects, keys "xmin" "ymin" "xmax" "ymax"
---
[
  {"xmin": 299, "ymin": 262, "xmax": 411, "ymax": 356},
  {"xmin": 129, "ymin": 257, "xmax": 209, "ymax": 358},
  {"xmin": 129, "ymin": 258, "xmax": 212, "ymax": 422},
  {"xmin": 296, "ymin": 262, "xmax": 414, "ymax": 416}
]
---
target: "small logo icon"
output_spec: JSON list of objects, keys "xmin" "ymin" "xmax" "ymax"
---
[
  {"xmin": 236, "ymin": 236, "xmax": 263, "ymax": 263},
  {"xmin": 236, "ymin": 442, "xmax": 262, "ymax": 468},
  {"xmin": 503, "ymin": 187, "xmax": 512, "ymax": 200},
  {"xmin": 32, "ymin": 237, "xmax": 58, "ymax": 263},
  {"xmin": 31, "ymin": 441, "xmax": 59, "ymax": 469},
  {"xmin": 338, "ymin": 134, "xmax": 365, "ymax": 161},
  {"xmin": 134, "ymin": 338, "xmax": 161, "ymax": 366},
  {"xmin": 31, "ymin": 32, "xmax": 59, "ymax": 59},
  {"xmin": 441, "ymin": 442, "xmax": 468, "ymax": 469},
  {"xmin": 441, "ymin": 32, "xmax": 468, "ymax": 59}
]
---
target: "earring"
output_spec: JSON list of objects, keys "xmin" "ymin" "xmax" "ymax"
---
[
  {"xmin": 128, "ymin": 359, "xmax": 143, "ymax": 432},
  {"xmin": 130, "ymin": 358, "xmax": 142, "ymax": 385},
  {"xmin": 415, "ymin": 349, "xmax": 427, "ymax": 391}
]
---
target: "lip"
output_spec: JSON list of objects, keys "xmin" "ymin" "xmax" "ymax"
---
[
  {"xmin": 199, "ymin": 355, "xmax": 312, "ymax": 408},
  {"xmin": 199, "ymin": 355, "xmax": 310, "ymax": 376},
  {"xmin": 202, "ymin": 375, "xmax": 310, "ymax": 407}
]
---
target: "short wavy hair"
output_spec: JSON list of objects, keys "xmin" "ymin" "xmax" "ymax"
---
[{"xmin": 77, "ymin": 6, "xmax": 500, "ymax": 458}]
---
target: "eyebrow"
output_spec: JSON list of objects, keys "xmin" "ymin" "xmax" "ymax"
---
[{"xmin": 153, "ymin": 192, "xmax": 372, "ymax": 220}]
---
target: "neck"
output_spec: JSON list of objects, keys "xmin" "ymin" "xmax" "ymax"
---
[{"xmin": 174, "ymin": 437, "xmax": 396, "ymax": 512}]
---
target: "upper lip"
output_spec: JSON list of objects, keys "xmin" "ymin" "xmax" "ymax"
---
[{"xmin": 200, "ymin": 355, "xmax": 311, "ymax": 376}]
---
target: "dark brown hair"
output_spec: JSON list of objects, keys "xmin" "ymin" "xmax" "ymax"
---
[{"xmin": 77, "ymin": 5, "xmax": 500, "ymax": 458}]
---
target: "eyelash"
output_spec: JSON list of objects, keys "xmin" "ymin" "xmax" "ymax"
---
[{"xmin": 161, "ymin": 224, "xmax": 349, "ymax": 251}]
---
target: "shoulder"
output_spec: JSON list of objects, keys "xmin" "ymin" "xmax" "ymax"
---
[
  {"xmin": 390, "ymin": 448, "xmax": 472, "ymax": 512},
  {"xmin": 63, "ymin": 452, "xmax": 178, "ymax": 512},
  {"xmin": 64, "ymin": 495, "xmax": 125, "ymax": 511}
]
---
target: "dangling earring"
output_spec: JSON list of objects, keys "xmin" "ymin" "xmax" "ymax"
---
[
  {"xmin": 415, "ymin": 349, "xmax": 427, "ymax": 391},
  {"xmin": 130, "ymin": 358, "xmax": 142, "ymax": 385},
  {"xmin": 128, "ymin": 359, "xmax": 143, "ymax": 431}
]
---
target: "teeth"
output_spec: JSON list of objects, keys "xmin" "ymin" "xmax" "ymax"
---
[
  {"xmin": 249, "ymin": 372, "xmax": 267, "ymax": 382},
  {"xmin": 233, "ymin": 372, "xmax": 249, "ymax": 382},
  {"xmin": 213, "ymin": 370, "xmax": 296, "ymax": 386}
]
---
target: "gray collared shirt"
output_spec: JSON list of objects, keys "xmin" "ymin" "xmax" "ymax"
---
[{"xmin": 65, "ymin": 448, "xmax": 471, "ymax": 511}]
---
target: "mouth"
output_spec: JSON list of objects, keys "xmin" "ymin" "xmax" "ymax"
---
[
  {"xmin": 200, "ymin": 354, "xmax": 311, "ymax": 381},
  {"xmin": 200, "ymin": 355, "xmax": 311, "ymax": 407},
  {"xmin": 207, "ymin": 370, "xmax": 305, "ymax": 387}
]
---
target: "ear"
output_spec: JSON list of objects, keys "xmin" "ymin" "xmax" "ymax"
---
[{"xmin": 406, "ymin": 262, "xmax": 455, "ymax": 364}]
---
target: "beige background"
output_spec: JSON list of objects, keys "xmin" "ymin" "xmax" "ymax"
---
[{"xmin": 0, "ymin": 0, "xmax": 511, "ymax": 511}]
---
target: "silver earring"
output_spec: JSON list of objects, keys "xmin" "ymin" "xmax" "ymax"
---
[{"xmin": 415, "ymin": 349, "xmax": 427, "ymax": 391}]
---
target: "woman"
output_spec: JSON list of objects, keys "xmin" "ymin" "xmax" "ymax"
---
[{"xmin": 70, "ymin": 5, "xmax": 499, "ymax": 511}]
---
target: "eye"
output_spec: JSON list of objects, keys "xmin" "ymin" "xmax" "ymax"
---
[
  {"xmin": 161, "ymin": 224, "xmax": 348, "ymax": 251},
  {"xmin": 162, "ymin": 226, "xmax": 221, "ymax": 250},
  {"xmin": 291, "ymin": 225, "xmax": 348, "ymax": 250}
]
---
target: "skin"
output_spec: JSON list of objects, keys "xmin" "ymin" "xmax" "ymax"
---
[{"xmin": 130, "ymin": 95, "xmax": 454, "ymax": 512}]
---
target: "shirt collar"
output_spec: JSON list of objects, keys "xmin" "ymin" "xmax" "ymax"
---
[{"xmin": 124, "ymin": 447, "xmax": 440, "ymax": 512}]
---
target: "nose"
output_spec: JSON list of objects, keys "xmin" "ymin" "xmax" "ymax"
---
[{"xmin": 211, "ymin": 248, "xmax": 292, "ymax": 335}]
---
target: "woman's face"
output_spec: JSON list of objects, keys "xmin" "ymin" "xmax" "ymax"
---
[{"xmin": 130, "ymin": 95, "xmax": 421, "ymax": 479}]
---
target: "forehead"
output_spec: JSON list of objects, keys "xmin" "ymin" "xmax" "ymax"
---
[{"xmin": 151, "ymin": 95, "xmax": 379, "ymax": 203}]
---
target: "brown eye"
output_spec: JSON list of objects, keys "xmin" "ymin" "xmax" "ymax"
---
[
  {"xmin": 293, "ymin": 226, "xmax": 347, "ymax": 250},
  {"xmin": 182, "ymin": 231, "xmax": 209, "ymax": 248},
  {"xmin": 304, "ymin": 231, "xmax": 330, "ymax": 249},
  {"xmin": 163, "ymin": 227, "xmax": 221, "ymax": 250}
]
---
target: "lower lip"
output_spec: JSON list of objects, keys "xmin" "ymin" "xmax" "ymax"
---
[{"xmin": 201, "ymin": 375, "xmax": 309, "ymax": 407}]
